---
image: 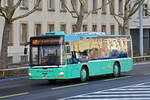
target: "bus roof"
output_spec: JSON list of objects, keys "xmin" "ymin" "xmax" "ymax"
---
[
  {"xmin": 44, "ymin": 31, "xmax": 130, "ymax": 36},
  {"xmin": 38, "ymin": 31, "xmax": 131, "ymax": 41},
  {"xmin": 44, "ymin": 31, "xmax": 66, "ymax": 36}
]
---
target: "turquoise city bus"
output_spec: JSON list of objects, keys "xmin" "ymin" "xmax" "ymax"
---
[{"xmin": 27, "ymin": 31, "xmax": 133, "ymax": 82}]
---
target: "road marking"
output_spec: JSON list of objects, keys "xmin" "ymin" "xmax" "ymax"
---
[
  {"xmin": 51, "ymin": 83, "xmax": 88, "ymax": 90},
  {"xmin": 70, "ymin": 98, "xmax": 150, "ymax": 100},
  {"xmin": 110, "ymin": 88, "xmax": 150, "ymax": 91},
  {"xmin": 104, "ymin": 76, "xmax": 132, "ymax": 82},
  {"xmin": 91, "ymin": 91, "xmax": 150, "ymax": 94},
  {"xmin": 59, "ymin": 81, "xmax": 150, "ymax": 100},
  {"xmin": 75, "ymin": 94, "xmax": 150, "ymax": 97},
  {"xmin": 133, "ymin": 85, "xmax": 150, "ymax": 88},
  {"xmin": 0, "ymin": 92, "xmax": 29, "ymax": 99}
]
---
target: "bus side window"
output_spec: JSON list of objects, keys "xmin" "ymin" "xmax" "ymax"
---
[{"xmin": 67, "ymin": 46, "xmax": 70, "ymax": 53}]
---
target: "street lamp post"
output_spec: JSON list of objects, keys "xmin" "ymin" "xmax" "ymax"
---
[{"xmin": 140, "ymin": 2, "xmax": 143, "ymax": 56}]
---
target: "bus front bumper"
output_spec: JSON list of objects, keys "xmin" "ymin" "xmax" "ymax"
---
[{"xmin": 28, "ymin": 67, "xmax": 68, "ymax": 80}]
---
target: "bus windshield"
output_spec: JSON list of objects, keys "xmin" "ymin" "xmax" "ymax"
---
[{"xmin": 30, "ymin": 45, "xmax": 65, "ymax": 66}]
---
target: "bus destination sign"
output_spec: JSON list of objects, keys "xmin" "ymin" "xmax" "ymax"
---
[{"xmin": 31, "ymin": 39, "xmax": 61, "ymax": 45}]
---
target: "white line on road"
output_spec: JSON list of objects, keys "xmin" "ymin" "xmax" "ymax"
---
[
  {"xmin": 110, "ymin": 88, "xmax": 150, "ymax": 91},
  {"xmin": 59, "ymin": 81, "xmax": 150, "ymax": 100},
  {"xmin": 74, "ymin": 94, "xmax": 150, "ymax": 98},
  {"xmin": 72, "ymin": 98, "xmax": 150, "ymax": 100},
  {"xmin": 132, "ymin": 85, "xmax": 150, "ymax": 88},
  {"xmin": 90, "ymin": 91, "xmax": 150, "ymax": 94}
]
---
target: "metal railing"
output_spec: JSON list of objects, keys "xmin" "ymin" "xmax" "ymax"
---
[{"xmin": 133, "ymin": 55, "xmax": 150, "ymax": 63}]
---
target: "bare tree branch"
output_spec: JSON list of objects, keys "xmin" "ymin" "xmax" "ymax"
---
[
  {"xmin": 112, "ymin": 13, "xmax": 124, "ymax": 19},
  {"xmin": 13, "ymin": 0, "xmax": 22, "ymax": 10},
  {"xmin": 130, "ymin": 0, "xmax": 141, "ymax": 10},
  {"xmin": 71, "ymin": 0, "xmax": 79, "ymax": 16},
  {"xmin": 114, "ymin": 15, "xmax": 122, "ymax": 27},
  {"xmin": 60, "ymin": 0, "xmax": 78, "ymax": 18},
  {"xmin": 79, "ymin": 0, "xmax": 84, "ymax": 6},
  {"xmin": 129, "ymin": 0, "xmax": 145, "ymax": 17},
  {"xmin": 12, "ymin": 0, "xmax": 41, "ymax": 22},
  {"xmin": 108, "ymin": 0, "xmax": 124, "ymax": 18},
  {"xmin": 7, "ymin": 0, "xmax": 23, "ymax": 19},
  {"xmin": 84, "ymin": 0, "xmax": 111, "ymax": 19},
  {"xmin": 84, "ymin": 7, "xmax": 101, "ymax": 19},
  {"xmin": 0, "ymin": 5, "xmax": 7, "ymax": 19},
  {"xmin": 108, "ymin": 0, "xmax": 122, "ymax": 26},
  {"xmin": 0, "ymin": 4, "xmax": 6, "ymax": 12},
  {"xmin": 125, "ymin": 0, "xmax": 130, "ymax": 8},
  {"xmin": 124, "ymin": 0, "xmax": 130, "ymax": 17}
]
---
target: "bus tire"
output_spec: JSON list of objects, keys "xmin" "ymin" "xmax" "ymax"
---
[
  {"xmin": 80, "ymin": 67, "xmax": 89, "ymax": 82},
  {"xmin": 113, "ymin": 63, "xmax": 120, "ymax": 77}
]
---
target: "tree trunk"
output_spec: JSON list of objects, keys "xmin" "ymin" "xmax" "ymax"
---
[
  {"xmin": 76, "ymin": 16, "xmax": 83, "ymax": 32},
  {"xmin": 122, "ymin": 18, "xmax": 130, "ymax": 35},
  {"xmin": 122, "ymin": 25, "xmax": 130, "ymax": 35},
  {"xmin": 0, "ymin": 22, "xmax": 12, "ymax": 69}
]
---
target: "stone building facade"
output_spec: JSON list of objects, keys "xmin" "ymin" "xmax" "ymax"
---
[
  {"xmin": 130, "ymin": 0, "xmax": 150, "ymax": 55},
  {"xmin": 0, "ymin": 0, "xmax": 124, "ymax": 63}
]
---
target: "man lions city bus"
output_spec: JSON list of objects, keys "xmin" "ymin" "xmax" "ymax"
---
[{"xmin": 27, "ymin": 31, "xmax": 133, "ymax": 82}]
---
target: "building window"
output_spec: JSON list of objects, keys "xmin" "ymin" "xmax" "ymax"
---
[
  {"xmin": 60, "ymin": 0, "xmax": 66, "ymax": 10},
  {"xmin": 102, "ymin": 0, "xmax": 106, "ymax": 14},
  {"xmin": 21, "ymin": 55, "xmax": 28, "ymax": 63},
  {"xmin": 20, "ymin": 0, "xmax": 28, "ymax": 9},
  {"xmin": 5, "ymin": 0, "xmax": 9, "ymax": 6},
  {"xmin": 101, "ymin": 25, "xmax": 106, "ymax": 33},
  {"xmin": 110, "ymin": 0, "xmax": 115, "ymax": 15},
  {"xmin": 60, "ymin": 24, "xmax": 66, "ymax": 33},
  {"xmin": 35, "ymin": 0, "xmax": 42, "ymax": 10},
  {"xmin": 82, "ymin": 25, "xmax": 88, "ymax": 32},
  {"xmin": 110, "ymin": 25, "xmax": 115, "ymax": 35},
  {"xmin": 143, "ymin": 4, "xmax": 148, "ymax": 17},
  {"xmin": 8, "ymin": 24, "xmax": 13, "ymax": 46},
  {"xmin": 92, "ymin": 25, "xmax": 97, "ymax": 32},
  {"xmin": 35, "ymin": 24, "xmax": 41, "ymax": 36},
  {"xmin": 48, "ymin": 24, "xmax": 54, "ymax": 32},
  {"xmin": 118, "ymin": 0, "xmax": 123, "ymax": 14},
  {"xmin": 72, "ymin": 24, "xmax": 77, "ymax": 32},
  {"xmin": 48, "ymin": 0, "xmax": 54, "ymax": 10},
  {"xmin": 20, "ymin": 23, "xmax": 28, "ymax": 45},
  {"xmin": 92, "ymin": 0, "xmax": 97, "ymax": 13},
  {"xmin": 8, "ymin": 56, "xmax": 13, "ymax": 64},
  {"xmin": 119, "ymin": 25, "xmax": 123, "ymax": 34}
]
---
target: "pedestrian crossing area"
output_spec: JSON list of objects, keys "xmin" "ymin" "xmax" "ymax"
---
[{"xmin": 60, "ymin": 82, "xmax": 150, "ymax": 100}]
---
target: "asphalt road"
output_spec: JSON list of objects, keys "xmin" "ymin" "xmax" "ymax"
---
[{"xmin": 0, "ymin": 62, "xmax": 150, "ymax": 100}]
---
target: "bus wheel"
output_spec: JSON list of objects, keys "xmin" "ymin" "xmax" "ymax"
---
[
  {"xmin": 113, "ymin": 63, "xmax": 120, "ymax": 77},
  {"xmin": 48, "ymin": 79, "xmax": 56, "ymax": 84},
  {"xmin": 80, "ymin": 67, "xmax": 88, "ymax": 82}
]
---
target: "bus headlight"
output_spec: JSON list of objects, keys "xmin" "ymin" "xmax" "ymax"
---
[
  {"xmin": 58, "ymin": 72, "xmax": 64, "ymax": 75},
  {"xmin": 29, "ymin": 73, "xmax": 32, "ymax": 76}
]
